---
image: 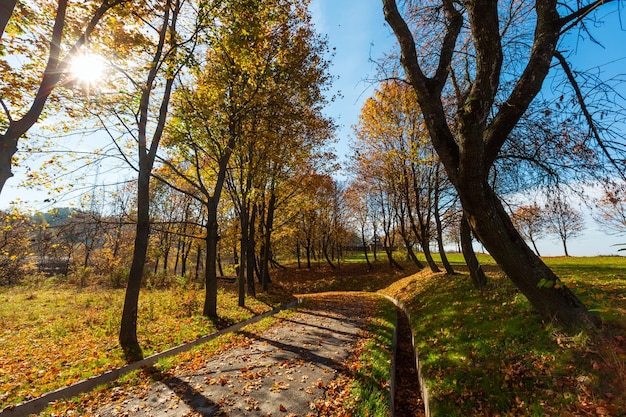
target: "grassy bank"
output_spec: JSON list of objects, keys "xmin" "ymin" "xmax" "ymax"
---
[{"xmin": 381, "ymin": 256, "xmax": 626, "ymax": 416}]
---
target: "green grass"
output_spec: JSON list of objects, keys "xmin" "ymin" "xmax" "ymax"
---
[
  {"xmin": 381, "ymin": 256, "xmax": 626, "ymax": 416},
  {"xmin": 344, "ymin": 297, "xmax": 395, "ymax": 416},
  {"xmin": 0, "ymin": 281, "xmax": 279, "ymax": 409}
]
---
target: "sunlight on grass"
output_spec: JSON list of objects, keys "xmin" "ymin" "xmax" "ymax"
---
[
  {"xmin": 343, "ymin": 297, "xmax": 395, "ymax": 416},
  {"xmin": 381, "ymin": 257, "xmax": 626, "ymax": 416},
  {"xmin": 0, "ymin": 283, "xmax": 276, "ymax": 409}
]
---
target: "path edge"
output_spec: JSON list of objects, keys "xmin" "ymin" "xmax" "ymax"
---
[
  {"xmin": 382, "ymin": 294, "xmax": 431, "ymax": 417},
  {"xmin": 1, "ymin": 300, "xmax": 300, "ymax": 417}
]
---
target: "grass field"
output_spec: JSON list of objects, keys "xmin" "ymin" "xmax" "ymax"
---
[
  {"xmin": 0, "ymin": 281, "xmax": 283, "ymax": 409},
  {"xmin": 381, "ymin": 255, "xmax": 626, "ymax": 416},
  {"xmin": 1, "ymin": 254, "xmax": 625, "ymax": 416}
]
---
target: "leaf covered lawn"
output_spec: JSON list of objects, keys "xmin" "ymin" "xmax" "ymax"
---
[
  {"xmin": 0, "ymin": 283, "xmax": 276, "ymax": 409},
  {"xmin": 381, "ymin": 256, "xmax": 626, "ymax": 416}
]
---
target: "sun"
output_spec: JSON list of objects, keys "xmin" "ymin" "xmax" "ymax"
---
[{"xmin": 69, "ymin": 53, "xmax": 105, "ymax": 86}]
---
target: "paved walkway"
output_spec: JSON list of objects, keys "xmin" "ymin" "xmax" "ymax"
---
[{"xmin": 96, "ymin": 294, "xmax": 379, "ymax": 417}]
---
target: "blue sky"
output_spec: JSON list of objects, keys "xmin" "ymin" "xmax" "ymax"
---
[
  {"xmin": 309, "ymin": 1, "xmax": 626, "ymax": 256},
  {"xmin": 309, "ymin": 0, "xmax": 396, "ymax": 163},
  {"xmin": 2, "ymin": 1, "xmax": 625, "ymax": 255}
]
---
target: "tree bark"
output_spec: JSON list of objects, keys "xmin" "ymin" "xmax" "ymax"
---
[
  {"xmin": 460, "ymin": 212, "xmax": 487, "ymax": 289},
  {"xmin": 246, "ymin": 203, "xmax": 256, "ymax": 297},
  {"xmin": 360, "ymin": 226, "xmax": 372, "ymax": 270},
  {"xmin": 119, "ymin": 169, "xmax": 149, "ymax": 360},
  {"xmin": 462, "ymin": 184, "xmax": 599, "ymax": 326},
  {"xmin": 202, "ymin": 199, "xmax": 219, "ymax": 318},
  {"xmin": 119, "ymin": 0, "xmax": 178, "ymax": 358},
  {"xmin": 260, "ymin": 192, "xmax": 276, "ymax": 290},
  {"xmin": 383, "ymin": 0, "xmax": 601, "ymax": 327},
  {"xmin": 0, "ymin": 0, "xmax": 17, "ymax": 42},
  {"xmin": 434, "ymin": 181, "xmax": 454, "ymax": 274}
]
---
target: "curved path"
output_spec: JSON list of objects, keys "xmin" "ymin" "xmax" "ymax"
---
[{"xmin": 96, "ymin": 293, "xmax": 381, "ymax": 417}]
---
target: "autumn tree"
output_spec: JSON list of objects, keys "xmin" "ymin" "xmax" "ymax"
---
[
  {"xmin": 545, "ymin": 194, "xmax": 586, "ymax": 257},
  {"xmin": 511, "ymin": 203, "xmax": 548, "ymax": 257},
  {"xmin": 0, "ymin": 207, "xmax": 32, "ymax": 284},
  {"xmin": 594, "ymin": 181, "xmax": 626, "ymax": 238},
  {"xmin": 344, "ymin": 181, "xmax": 373, "ymax": 270},
  {"xmin": 0, "ymin": 0, "xmax": 128, "ymax": 195},
  {"xmin": 107, "ymin": 0, "xmax": 190, "ymax": 359},
  {"xmin": 352, "ymin": 80, "xmax": 451, "ymax": 272},
  {"xmin": 162, "ymin": 0, "xmax": 333, "ymax": 310},
  {"xmin": 381, "ymin": 0, "xmax": 616, "ymax": 326}
]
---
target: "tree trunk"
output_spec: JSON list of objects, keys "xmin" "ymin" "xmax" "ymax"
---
[
  {"xmin": 421, "ymin": 236, "xmax": 441, "ymax": 273},
  {"xmin": 202, "ymin": 200, "xmax": 218, "ymax": 318},
  {"xmin": 530, "ymin": 239, "xmax": 541, "ymax": 257},
  {"xmin": 119, "ymin": 170, "xmax": 149, "ymax": 361},
  {"xmin": 360, "ymin": 226, "xmax": 372, "ymax": 270},
  {"xmin": 239, "ymin": 207, "xmax": 248, "ymax": 307},
  {"xmin": 434, "ymin": 186, "xmax": 454, "ymax": 274},
  {"xmin": 246, "ymin": 204, "xmax": 256, "ymax": 298},
  {"xmin": 384, "ymin": 246, "xmax": 403, "ymax": 270},
  {"xmin": 460, "ymin": 212, "xmax": 487, "ymax": 290},
  {"xmin": 296, "ymin": 240, "xmax": 301, "ymax": 269},
  {"xmin": 0, "ymin": 0, "xmax": 17, "ymax": 42},
  {"xmin": 562, "ymin": 240, "xmax": 570, "ymax": 257},
  {"xmin": 305, "ymin": 239, "xmax": 312, "ymax": 268},
  {"xmin": 261, "ymin": 192, "xmax": 276, "ymax": 291},
  {"xmin": 461, "ymin": 184, "xmax": 600, "ymax": 326},
  {"xmin": 195, "ymin": 244, "xmax": 202, "ymax": 282}
]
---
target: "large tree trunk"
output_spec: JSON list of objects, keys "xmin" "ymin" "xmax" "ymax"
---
[
  {"xmin": 0, "ymin": 0, "xmax": 17, "ymax": 42},
  {"xmin": 382, "ymin": 0, "xmax": 601, "ymax": 328},
  {"xmin": 461, "ymin": 183, "xmax": 600, "ymax": 327}
]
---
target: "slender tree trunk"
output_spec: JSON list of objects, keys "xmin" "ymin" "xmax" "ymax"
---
[
  {"xmin": 296, "ymin": 240, "xmax": 301, "ymax": 269},
  {"xmin": 239, "ymin": 207, "xmax": 248, "ymax": 307},
  {"xmin": 163, "ymin": 244, "xmax": 170, "ymax": 272},
  {"xmin": 405, "ymin": 243, "xmax": 423, "ymax": 269},
  {"xmin": 217, "ymin": 251, "xmax": 224, "ymax": 277},
  {"xmin": 119, "ymin": 170, "xmax": 149, "ymax": 360},
  {"xmin": 421, "ymin": 230, "xmax": 440, "ymax": 273},
  {"xmin": 562, "ymin": 239, "xmax": 570, "ymax": 257},
  {"xmin": 383, "ymin": 245, "xmax": 403, "ymax": 270},
  {"xmin": 323, "ymin": 241, "xmax": 336, "ymax": 268},
  {"xmin": 360, "ymin": 226, "xmax": 372, "ymax": 270},
  {"xmin": 261, "ymin": 192, "xmax": 276, "ymax": 291},
  {"xmin": 305, "ymin": 239, "xmax": 311, "ymax": 268},
  {"xmin": 203, "ymin": 199, "xmax": 219, "ymax": 318},
  {"xmin": 434, "ymin": 188, "xmax": 454, "ymax": 274},
  {"xmin": 246, "ymin": 204, "xmax": 256, "ymax": 297},
  {"xmin": 460, "ymin": 212, "xmax": 488, "ymax": 289},
  {"xmin": 195, "ymin": 243, "xmax": 202, "ymax": 282},
  {"xmin": 530, "ymin": 238, "xmax": 541, "ymax": 257}
]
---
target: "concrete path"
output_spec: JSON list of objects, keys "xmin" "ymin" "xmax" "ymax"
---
[{"xmin": 95, "ymin": 293, "xmax": 378, "ymax": 417}]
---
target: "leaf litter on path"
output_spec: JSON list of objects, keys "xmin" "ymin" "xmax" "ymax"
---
[{"xmin": 77, "ymin": 292, "xmax": 383, "ymax": 417}]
